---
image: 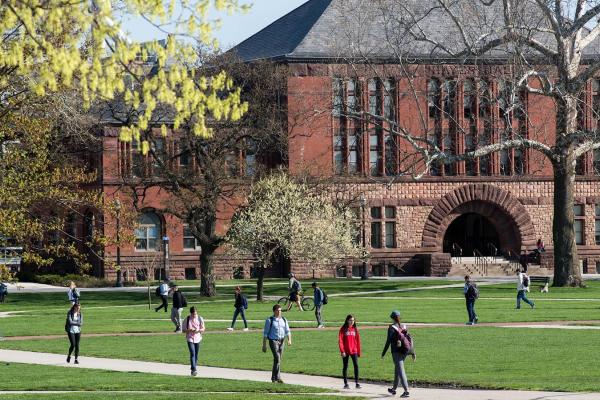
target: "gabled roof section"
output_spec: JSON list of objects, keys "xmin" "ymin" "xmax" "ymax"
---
[{"xmin": 232, "ymin": 0, "xmax": 333, "ymax": 62}]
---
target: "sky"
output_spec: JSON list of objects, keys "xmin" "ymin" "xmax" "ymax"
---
[{"xmin": 125, "ymin": 0, "xmax": 308, "ymax": 50}]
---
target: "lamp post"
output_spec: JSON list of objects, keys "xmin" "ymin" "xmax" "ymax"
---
[
  {"xmin": 359, "ymin": 194, "xmax": 368, "ymax": 280},
  {"xmin": 163, "ymin": 236, "xmax": 170, "ymax": 280},
  {"xmin": 114, "ymin": 199, "xmax": 123, "ymax": 287}
]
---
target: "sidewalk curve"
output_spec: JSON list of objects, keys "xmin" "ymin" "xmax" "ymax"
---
[{"xmin": 1, "ymin": 349, "xmax": 599, "ymax": 400}]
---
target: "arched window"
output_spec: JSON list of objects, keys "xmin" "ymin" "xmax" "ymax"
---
[
  {"xmin": 135, "ymin": 212, "xmax": 161, "ymax": 251},
  {"xmin": 84, "ymin": 212, "xmax": 94, "ymax": 242}
]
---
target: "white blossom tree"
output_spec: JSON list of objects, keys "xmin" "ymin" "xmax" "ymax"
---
[{"xmin": 227, "ymin": 173, "xmax": 361, "ymax": 300}]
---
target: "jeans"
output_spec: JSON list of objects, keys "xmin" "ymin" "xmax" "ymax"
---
[
  {"xmin": 155, "ymin": 295, "xmax": 168, "ymax": 312},
  {"xmin": 67, "ymin": 332, "xmax": 81, "ymax": 359},
  {"xmin": 391, "ymin": 351, "xmax": 408, "ymax": 392},
  {"xmin": 466, "ymin": 298, "xmax": 477, "ymax": 323},
  {"xmin": 269, "ymin": 339, "xmax": 285, "ymax": 381},
  {"xmin": 342, "ymin": 354, "xmax": 359, "ymax": 385},
  {"xmin": 171, "ymin": 307, "xmax": 182, "ymax": 330},
  {"xmin": 315, "ymin": 304, "xmax": 322, "ymax": 326},
  {"xmin": 231, "ymin": 307, "xmax": 248, "ymax": 328},
  {"xmin": 187, "ymin": 341, "xmax": 200, "ymax": 371},
  {"xmin": 516, "ymin": 290, "xmax": 534, "ymax": 309}
]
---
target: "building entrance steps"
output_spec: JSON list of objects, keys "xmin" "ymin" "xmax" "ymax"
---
[{"xmin": 448, "ymin": 256, "xmax": 551, "ymax": 277}]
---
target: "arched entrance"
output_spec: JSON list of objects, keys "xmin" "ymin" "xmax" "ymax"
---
[
  {"xmin": 443, "ymin": 213, "xmax": 500, "ymax": 256},
  {"xmin": 422, "ymin": 184, "xmax": 537, "ymax": 254}
]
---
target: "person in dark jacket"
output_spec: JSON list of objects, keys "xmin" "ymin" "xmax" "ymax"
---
[
  {"xmin": 66, "ymin": 303, "xmax": 83, "ymax": 364},
  {"xmin": 464, "ymin": 275, "xmax": 478, "ymax": 325},
  {"xmin": 312, "ymin": 282, "xmax": 325, "ymax": 328},
  {"xmin": 227, "ymin": 286, "xmax": 248, "ymax": 331},
  {"xmin": 171, "ymin": 285, "xmax": 186, "ymax": 333},
  {"xmin": 381, "ymin": 310, "xmax": 415, "ymax": 398}
]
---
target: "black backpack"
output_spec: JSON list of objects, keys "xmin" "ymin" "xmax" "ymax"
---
[
  {"xmin": 523, "ymin": 274, "xmax": 530, "ymax": 288},
  {"xmin": 155, "ymin": 286, "xmax": 161, "ymax": 296},
  {"xmin": 181, "ymin": 293, "xmax": 188, "ymax": 308},
  {"xmin": 65, "ymin": 314, "xmax": 71, "ymax": 333},
  {"xmin": 321, "ymin": 289, "xmax": 328, "ymax": 305}
]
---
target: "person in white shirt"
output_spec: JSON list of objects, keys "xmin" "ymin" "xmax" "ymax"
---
[
  {"xmin": 155, "ymin": 279, "xmax": 170, "ymax": 313},
  {"xmin": 516, "ymin": 268, "xmax": 535, "ymax": 309}
]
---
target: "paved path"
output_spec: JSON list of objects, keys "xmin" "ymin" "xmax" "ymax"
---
[{"xmin": 1, "ymin": 349, "xmax": 599, "ymax": 400}]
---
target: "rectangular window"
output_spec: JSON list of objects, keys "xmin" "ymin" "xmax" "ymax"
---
[
  {"xmin": 385, "ymin": 133, "xmax": 398, "ymax": 176},
  {"xmin": 385, "ymin": 206, "xmax": 396, "ymax": 219},
  {"xmin": 594, "ymin": 149, "xmax": 600, "ymax": 175},
  {"xmin": 596, "ymin": 205, "xmax": 600, "ymax": 245},
  {"xmin": 371, "ymin": 222, "xmax": 382, "ymax": 249},
  {"xmin": 574, "ymin": 205, "xmax": 585, "ymax": 245},
  {"xmin": 152, "ymin": 137, "xmax": 165, "ymax": 176},
  {"xmin": 383, "ymin": 79, "xmax": 395, "ymax": 120},
  {"xmin": 385, "ymin": 221, "xmax": 395, "ymax": 248},
  {"xmin": 371, "ymin": 207, "xmax": 382, "ymax": 219},
  {"xmin": 333, "ymin": 78, "xmax": 343, "ymax": 117},
  {"xmin": 348, "ymin": 131, "xmax": 359, "ymax": 174},
  {"xmin": 333, "ymin": 78, "xmax": 362, "ymax": 175},
  {"xmin": 183, "ymin": 224, "xmax": 200, "ymax": 251},
  {"xmin": 132, "ymin": 138, "xmax": 145, "ymax": 178},
  {"xmin": 334, "ymin": 132, "xmax": 344, "ymax": 175},
  {"xmin": 244, "ymin": 138, "xmax": 257, "ymax": 176},
  {"xmin": 370, "ymin": 131, "xmax": 381, "ymax": 176}
]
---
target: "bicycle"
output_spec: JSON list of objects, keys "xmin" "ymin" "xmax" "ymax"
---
[{"xmin": 277, "ymin": 291, "xmax": 314, "ymax": 311}]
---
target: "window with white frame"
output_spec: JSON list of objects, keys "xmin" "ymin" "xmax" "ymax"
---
[
  {"xmin": 135, "ymin": 212, "xmax": 161, "ymax": 251},
  {"xmin": 183, "ymin": 224, "xmax": 201, "ymax": 251},
  {"xmin": 574, "ymin": 204, "xmax": 585, "ymax": 245}
]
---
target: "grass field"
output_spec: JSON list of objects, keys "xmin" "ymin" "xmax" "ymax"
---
[{"xmin": 2, "ymin": 278, "xmax": 600, "ymax": 393}]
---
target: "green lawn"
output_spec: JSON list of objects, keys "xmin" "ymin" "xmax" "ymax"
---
[
  {"xmin": 0, "ymin": 362, "xmax": 324, "ymax": 394},
  {"xmin": 1, "ymin": 327, "xmax": 599, "ymax": 392},
  {"xmin": 0, "ymin": 395, "xmax": 359, "ymax": 400}
]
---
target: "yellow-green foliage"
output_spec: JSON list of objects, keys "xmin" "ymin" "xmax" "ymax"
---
[{"xmin": 0, "ymin": 0, "xmax": 249, "ymax": 150}]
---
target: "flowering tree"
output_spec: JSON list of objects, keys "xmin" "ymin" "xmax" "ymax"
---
[
  {"xmin": 0, "ymin": 0, "xmax": 248, "ymax": 147},
  {"xmin": 227, "ymin": 173, "xmax": 361, "ymax": 300}
]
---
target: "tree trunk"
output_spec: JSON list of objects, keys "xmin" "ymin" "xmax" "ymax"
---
[
  {"xmin": 199, "ymin": 250, "xmax": 217, "ymax": 297},
  {"xmin": 552, "ymin": 93, "xmax": 584, "ymax": 287},
  {"xmin": 256, "ymin": 264, "xmax": 265, "ymax": 301}
]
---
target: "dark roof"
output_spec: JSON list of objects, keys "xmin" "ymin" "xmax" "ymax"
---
[
  {"xmin": 232, "ymin": 0, "xmax": 333, "ymax": 61},
  {"xmin": 231, "ymin": 0, "xmax": 600, "ymax": 63}
]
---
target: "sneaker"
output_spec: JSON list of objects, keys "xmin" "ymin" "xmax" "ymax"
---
[
  {"xmin": 531, "ymin": 303, "xmax": 535, "ymax": 309},
  {"xmin": 474, "ymin": 317, "xmax": 479, "ymax": 324},
  {"xmin": 174, "ymin": 328, "xmax": 180, "ymax": 333},
  {"xmin": 74, "ymin": 359, "xmax": 79, "ymax": 365},
  {"xmin": 191, "ymin": 370, "xmax": 197, "ymax": 376},
  {"xmin": 317, "ymin": 324, "xmax": 324, "ymax": 329},
  {"xmin": 66, "ymin": 356, "xmax": 71, "ymax": 363},
  {"xmin": 343, "ymin": 384, "xmax": 350, "ymax": 389},
  {"xmin": 355, "ymin": 383, "xmax": 361, "ymax": 389},
  {"xmin": 243, "ymin": 328, "xmax": 249, "ymax": 331},
  {"xmin": 465, "ymin": 322, "xmax": 473, "ymax": 325},
  {"xmin": 400, "ymin": 391, "xmax": 410, "ymax": 398},
  {"xmin": 387, "ymin": 388, "xmax": 397, "ymax": 395},
  {"xmin": 276, "ymin": 379, "xmax": 284, "ymax": 384},
  {"xmin": 227, "ymin": 327, "xmax": 234, "ymax": 331}
]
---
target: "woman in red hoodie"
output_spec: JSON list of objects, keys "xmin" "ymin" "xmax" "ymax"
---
[{"xmin": 338, "ymin": 314, "xmax": 361, "ymax": 389}]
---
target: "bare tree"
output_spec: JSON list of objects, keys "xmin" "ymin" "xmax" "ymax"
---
[
  {"xmin": 112, "ymin": 55, "xmax": 288, "ymax": 296},
  {"xmin": 324, "ymin": 0, "xmax": 600, "ymax": 286}
]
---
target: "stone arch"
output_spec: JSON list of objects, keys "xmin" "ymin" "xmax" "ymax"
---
[{"xmin": 422, "ymin": 184, "xmax": 536, "ymax": 253}]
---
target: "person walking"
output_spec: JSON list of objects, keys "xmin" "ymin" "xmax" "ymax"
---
[
  {"xmin": 516, "ymin": 268, "xmax": 535, "ymax": 309},
  {"xmin": 286, "ymin": 273, "xmax": 303, "ymax": 312},
  {"xmin": 182, "ymin": 306, "xmax": 205, "ymax": 376},
  {"xmin": 464, "ymin": 275, "xmax": 479, "ymax": 325},
  {"xmin": 171, "ymin": 285, "xmax": 187, "ymax": 333},
  {"xmin": 262, "ymin": 304, "xmax": 292, "ymax": 383},
  {"xmin": 227, "ymin": 286, "xmax": 249, "ymax": 331},
  {"xmin": 312, "ymin": 282, "xmax": 325, "ymax": 328},
  {"xmin": 381, "ymin": 310, "xmax": 415, "ymax": 398},
  {"xmin": 67, "ymin": 281, "xmax": 80, "ymax": 305},
  {"xmin": 155, "ymin": 279, "xmax": 169, "ymax": 313},
  {"xmin": 65, "ymin": 303, "xmax": 83, "ymax": 364},
  {"xmin": 0, "ymin": 281, "xmax": 7, "ymax": 303},
  {"xmin": 338, "ymin": 314, "xmax": 361, "ymax": 389}
]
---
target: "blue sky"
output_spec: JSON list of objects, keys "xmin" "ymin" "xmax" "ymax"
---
[{"xmin": 125, "ymin": 0, "xmax": 308, "ymax": 50}]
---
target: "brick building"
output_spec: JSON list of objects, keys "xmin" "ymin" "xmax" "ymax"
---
[{"xmin": 91, "ymin": 0, "xmax": 600, "ymax": 281}]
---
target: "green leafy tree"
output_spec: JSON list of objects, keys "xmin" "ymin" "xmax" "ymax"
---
[{"xmin": 227, "ymin": 173, "xmax": 361, "ymax": 300}]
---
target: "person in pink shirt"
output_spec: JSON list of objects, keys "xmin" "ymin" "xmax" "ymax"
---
[
  {"xmin": 338, "ymin": 314, "xmax": 361, "ymax": 389},
  {"xmin": 183, "ymin": 306, "xmax": 205, "ymax": 376}
]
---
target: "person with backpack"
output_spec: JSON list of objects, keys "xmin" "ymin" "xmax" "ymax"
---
[
  {"xmin": 338, "ymin": 314, "xmax": 361, "ymax": 389},
  {"xmin": 182, "ymin": 306, "xmax": 205, "ymax": 376},
  {"xmin": 286, "ymin": 273, "xmax": 303, "ymax": 311},
  {"xmin": 227, "ymin": 286, "xmax": 249, "ymax": 331},
  {"xmin": 464, "ymin": 275, "xmax": 479, "ymax": 325},
  {"xmin": 67, "ymin": 281, "xmax": 80, "ymax": 305},
  {"xmin": 262, "ymin": 304, "xmax": 292, "ymax": 383},
  {"xmin": 312, "ymin": 282, "xmax": 326, "ymax": 328},
  {"xmin": 516, "ymin": 268, "xmax": 535, "ymax": 309},
  {"xmin": 154, "ymin": 279, "xmax": 170, "ymax": 313},
  {"xmin": 381, "ymin": 310, "xmax": 415, "ymax": 398},
  {"xmin": 65, "ymin": 303, "xmax": 83, "ymax": 364},
  {"xmin": 0, "ymin": 282, "xmax": 7, "ymax": 303},
  {"xmin": 170, "ymin": 285, "xmax": 187, "ymax": 333}
]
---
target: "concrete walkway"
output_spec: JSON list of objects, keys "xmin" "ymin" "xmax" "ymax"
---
[{"xmin": 1, "ymin": 349, "xmax": 599, "ymax": 400}]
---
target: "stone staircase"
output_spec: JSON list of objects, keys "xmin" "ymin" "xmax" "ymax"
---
[{"xmin": 448, "ymin": 256, "xmax": 551, "ymax": 277}]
